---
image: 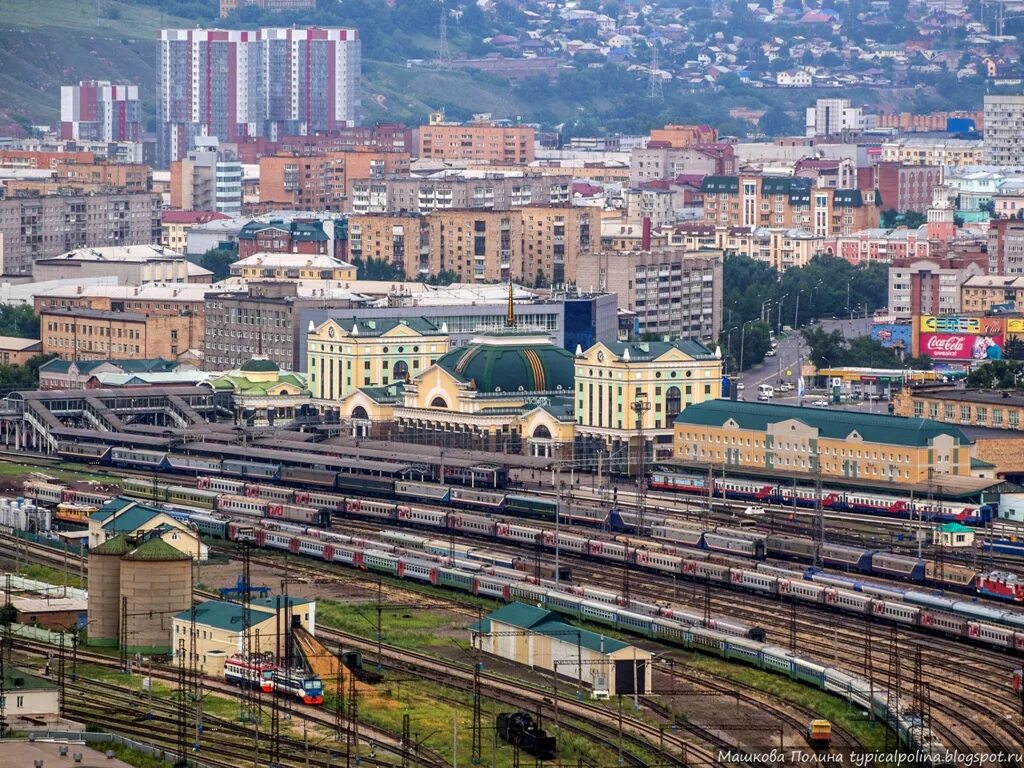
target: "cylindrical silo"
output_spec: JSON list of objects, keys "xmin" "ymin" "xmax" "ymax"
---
[
  {"xmin": 86, "ymin": 534, "xmax": 130, "ymax": 647},
  {"xmin": 120, "ymin": 537, "xmax": 192, "ymax": 656}
]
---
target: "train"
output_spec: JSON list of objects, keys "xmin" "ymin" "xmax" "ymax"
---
[
  {"xmin": 649, "ymin": 470, "xmax": 992, "ymax": 525},
  {"xmin": 222, "ymin": 654, "xmax": 323, "ymax": 704},
  {"xmin": 56, "ymin": 440, "xmax": 991, "ymax": 530}
]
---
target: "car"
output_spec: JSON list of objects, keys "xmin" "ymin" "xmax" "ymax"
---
[
  {"xmin": 779, "ymin": 383, "xmax": 793, "ymax": 392},
  {"xmin": 736, "ymin": 382, "xmax": 745, "ymax": 390},
  {"xmin": 765, "ymin": 349, "xmax": 777, "ymax": 357},
  {"xmin": 812, "ymin": 399, "xmax": 829, "ymax": 407},
  {"xmin": 744, "ymin": 506, "xmax": 766, "ymax": 516}
]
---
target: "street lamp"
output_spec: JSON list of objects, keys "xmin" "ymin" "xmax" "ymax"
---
[
  {"xmin": 739, "ymin": 320, "xmax": 755, "ymax": 375},
  {"xmin": 776, "ymin": 294, "xmax": 788, "ymax": 334}
]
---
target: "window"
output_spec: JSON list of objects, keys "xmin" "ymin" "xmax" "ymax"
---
[{"xmin": 913, "ymin": 402, "xmax": 923, "ymax": 417}]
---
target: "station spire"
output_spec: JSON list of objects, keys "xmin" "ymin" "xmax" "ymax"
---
[{"xmin": 506, "ymin": 281, "xmax": 516, "ymax": 328}]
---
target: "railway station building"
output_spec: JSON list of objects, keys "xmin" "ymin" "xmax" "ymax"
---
[
  {"xmin": 171, "ymin": 596, "xmax": 316, "ymax": 677},
  {"xmin": 672, "ymin": 400, "xmax": 977, "ymax": 483},
  {"xmin": 470, "ymin": 603, "xmax": 652, "ymax": 698}
]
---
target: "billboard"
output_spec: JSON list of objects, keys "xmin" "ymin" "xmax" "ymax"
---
[
  {"xmin": 918, "ymin": 316, "xmax": 1005, "ymax": 335},
  {"xmin": 1007, "ymin": 318, "xmax": 1024, "ymax": 335},
  {"xmin": 920, "ymin": 333, "xmax": 1004, "ymax": 361},
  {"xmin": 871, "ymin": 323, "xmax": 912, "ymax": 349}
]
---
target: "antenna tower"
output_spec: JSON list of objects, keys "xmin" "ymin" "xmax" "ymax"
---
[
  {"xmin": 438, "ymin": 1, "xmax": 452, "ymax": 70},
  {"xmin": 648, "ymin": 43, "xmax": 664, "ymax": 101}
]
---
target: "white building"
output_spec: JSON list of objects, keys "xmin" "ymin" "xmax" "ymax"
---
[
  {"xmin": 60, "ymin": 80, "xmax": 140, "ymax": 143},
  {"xmin": 805, "ymin": 98, "xmax": 864, "ymax": 137},
  {"xmin": 984, "ymin": 93, "xmax": 1024, "ymax": 167}
]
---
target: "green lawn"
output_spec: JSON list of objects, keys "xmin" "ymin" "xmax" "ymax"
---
[
  {"xmin": 316, "ymin": 599, "xmax": 466, "ymax": 652},
  {"xmin": 0, "ymin": 0, "xmax": 192, "ymax": 37},
  {"xmin": 17, "ymin": 563, "xmax": 86, "ymax": 590}
]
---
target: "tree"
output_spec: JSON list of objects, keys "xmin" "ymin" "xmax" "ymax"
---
[
  {"xmin": 1004, "ymin": 338, "xmax": 1024, "ymax": 361},
  {"xmin": 802, "ymin": 327, "xmax": 849, "ymax": 368},
  {"xmin": 720, "ymin": 321, "xmax": 772, "ymax": 371},
  {"xmin": 0, "ymin": 305, "xmax": 39, "ymax": 338},
  {"xmin": 0, "ymin": 352, "xmax": 58, "ymax": 391},
  {"xmin": 422, "ymin": 270, "xmax": 460, "ymax": 286},
  {"xmin": 965, "ymin": 360, "xmax": 1024, "ymax": 389},
  {"xmin": 189, "ymin": 247, "xmax": 236, "ymax": 282},
  {"xmin": 352, "ymin": 257, "xmax": 405, "ymax": 281},
  {"xmin": 759, "ymin": 106, "xmax": 797, "ymax": 138}
]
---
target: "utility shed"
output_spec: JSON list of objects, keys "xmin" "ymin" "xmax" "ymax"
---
[
  {"xmin": 469, "ymin": 602, "xmax": 652, "ymax": 698},
  {"xmin": 933, "ymin": 522, "xmax": 975, "ymax": 548},
  {"xmin": 0, "ymin": 667, "xmax": 59, "ymax": 721}
]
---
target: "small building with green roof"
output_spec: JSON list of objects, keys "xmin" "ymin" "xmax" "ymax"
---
[
  {"xmin": 470, "ymin": 602, "xmax": 651, "ymax": 697},
  {"xmin": 89, "ymin": 498, "xmax": 208, "ymax": 560},
  {"xmin": 933, "ymin": 522, "xmax": 975, "ymax": 548},
  {"xmin": 209, "ymin": 355, "xmax": 311, "ymax": 427}
]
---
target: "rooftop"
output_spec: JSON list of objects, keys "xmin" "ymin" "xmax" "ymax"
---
[
  {"xmin": 908, "ymin": 386, "xmax": 1024, "ymax": 407},
  {"xmin": 0, "ymin": 335, "xmax": 40, "ymax": 352},
  {"xmin": 175, "ymin": 599, "xmax": 275, "ymax": 633},
  {"xmin": 231, "ymin": 252, "xmax": 355, "ymax": 271},
  {"xmin": 471, "ymin": 602, "xmax": 630, "ymax": 654},
  {"xmin": 36, "ymin": 244, "xmax": 186, "ymax": 264},
  {"xmin": 675, "ymin": 399, "xmax": 971, "ymax": 447},
  {"xmin": 162, "ymin": 211, "xmax": 230, "ymax": 225}
]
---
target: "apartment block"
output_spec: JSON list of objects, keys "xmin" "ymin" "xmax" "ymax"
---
[
  {"xmin": 668, "ymin": 223, "xmax": 823, "ymax": 271},
  {"xmin": 350, "ymin": 172, "xmax": 571, "ymax": 214},
  {"xmin": 348, "ymin": 214, "xmax": 429, "ymax": 276},
  {"xmin": 427, "ymin": 206, "xmax": 591, "ymax": 285},
  {"xmin": 647, "ymin": 124, "xmax": 717, "ymax": 147},
  {"xmin": 879, "ymin": 138, "xmax": 984, "ymax": 168},
  {"xmin": 825, "ymin": 227, "xmax": 930, "ymax": 266},
  {"xmin": 629, "ymin": 143, "xmax": 735, "ymax": 186},
  {"xmin": 41, "ymin": 307, "xmax": 202, "ymax": 361},
  {"xmin": 161, "ymin": 211, "xmax": 229, "ymax": 253},
  {"xmin": 960, "ymin": 275, "xmax": 1024, "ymax": 313},
  {"xmin": 864, "ymin": 162, "xmax": 943, "ymax": 214},
  {"xmin": 984, "ymin": 93, "xmax": 1024, "ymax": 167},
  {"xmin": 169, "ymin": 138, "xmax": 242, "ymax": 216},
  {"xmin": 0, "ymin": 192, "xmax": 161, "ymax": 275},
  {"xmin": 701, "ymin": 175, "xmax": 880, "ymax": 236},
  {"xmin": 158, "ymin": 27, "xmax": 360, "ymax": 166},
  {"xmin": 229, "ymin": 252, "xmax": 356, "ymax": 281},
  {"xmin": 220, "ymin": 0, "xmax": 314, "ymax": 17},
  {"xmin": 804, "ymin": 98, "xmax": 863, "ymax": 137},
  {"xmin": 52, "ymin": 161, "xmax": 151, "ymax": 193},
  {"xmin": 0, "ymin": 150, "xmax": 94, "ymax": 169},
  {"xmin": 988, "ymin": 219, "xmax": 1024, "ymax": 274},
  {"xmin": 417, "ymin": 121, "xmax": 535, "ymax": 164},
  {"xmin": 887, "ymin": 256, "xmax": 987, "ymax": 319},
  {"xmin": 234, "ymin": 123, "xmax": 412, "ymax": 163},
  {"xmin": 60, "ymin": 80, "xmax": 141, "ymax": 143},
  {"xmin": 576, "ymin": 248, "xmax": 723, "ymax": 341},
  {"xmin": 258, "ymin": 151, "xmax": 410, "ymax": 211}
]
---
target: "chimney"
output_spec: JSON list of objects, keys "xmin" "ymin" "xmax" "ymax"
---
[{"xmin": 641, "ymin": 216, "xmax": 652, "ymax": 251}]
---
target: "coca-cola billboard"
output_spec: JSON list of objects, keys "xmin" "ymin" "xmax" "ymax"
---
[{"xmin": 920, "ymin": 333, "xmax": 1004, "ymax": 361}]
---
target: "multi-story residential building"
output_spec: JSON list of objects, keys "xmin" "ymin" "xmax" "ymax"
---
[
  {"xmin": 427, "ymin": 206, "xmax": 591, "ymax": 285},
  {"xmin": 417, "ymin": 117, "xmax": 534, "ymax": 164},
  {"xmin": 0, "ymin": 192, "xmax": 161, "ymax": 275},
  {"xmin": 887, "ymin": 255, "xmax": 987, "ymax": 319},
  {"xmin": 577, "ymin": 248, "xmax": 723, "ymax": 341},
  {"xmin": 33, "ymin": 283, "xmax": 211, "ymax": 320},
  {"xmin": 220, "ymin": 0, "xmax": 315, "ymax": 17},
  {"xmin": 628, "ymin": 143, "xmax": 735, "ymax": 186},
  {"xmin": 574, "ymin": 339, "xmax": 722, "ymax": 464},
  {"xmin": 648, "ymin": 124, "xmax": 717, "ymax": 147},
  {"xmin": 623, "ymin": 188, "xmax": 676, "ymax": 228},
  {"xmin": 993, "ymin": 178, "xmax": 1024, "ymax": 219},
  {"xmin": 825, "ymin": 227, "xmax": 930, "ymax": 266},
  {"xmin": 60, "ymin": 80, "xmax": 141, "ymax": 143},
  {"xmin": 347, "ymin": 214, "xmax": 428, "ymax": 276},
  {"xmin": 960, "ymin": 275, "xmax": 1024, "ymax": 313},
  {"xmin": 668, "ymin": 223, "xmax": 823, "ymax": 271},
  {"xmin": 804, "ymin": 98, "xmax": 864, "ymax": 137},
  {"xmin": 52, "ymin": 161, "xmax": 151, "ymax": 193},
  {"xmin": 230, "ymin": 252, "xmax": 356, "ymax": 281},
  {"xmin": 234, "ymin": 123, "xmax": 412, "ymax": 163},
  {"xmin": 701, "ymin": 175, "xmax": 880, "ymax": 236},
  {"xmin": 237, "ymin": 218, "xmax": 339, "ymax": 259},
  {"xmin": 879, "ymin": 138, "xmax": 985, "ymax": 169},
  {"xmin": 350, "ymin": 172, "xmax": 572, "ymax": 215},
  {"xmin": 0, "ymin": 150, "xmax": 94, "ymax": 169},
  {"xmin": 893, "ymin": 386, "xmax": 1024, "ymax": 436},
  {"xmin": 40, "ymin": 307, "xmax": 202, "ymax": 361},
  {"xmin": 863, "ymin": 162, "xmax": 943, "ymax": 214},
  {"xmin": 161, "ymin": 211, "xmax": 229, "ymax": 253},
  {"xmin": 674, "ymin": 400, "xmax": 976, "ymax": 483},
  {"xmin": 306, "ymin": 317, "xmax": 448, "ymax": 401},
  {"xmin": 31, "ymin": 244, "xmax": 207, "ymax": 285},
  {"xmin": 984, "ymin": 93, "xmax": 1024, "ymax": 167},
  {"xmin": 989, "ymin": 218, "xmax": 1024, "ymax": 274},
  {"xmin": 258, "ymin": 150, "xmax": 410, "ymax": 211},
  {"xmin": 169, "ymin": 138, "xmax": 242, "ymax": 216},
  {"xmin": 158, "ymin": 27, "xmax": 360, "ymax": 166}
]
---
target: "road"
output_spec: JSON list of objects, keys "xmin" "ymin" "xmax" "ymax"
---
[{"xmin": 733, "ymin": 315, "xmax": 873, "ymax": 405}]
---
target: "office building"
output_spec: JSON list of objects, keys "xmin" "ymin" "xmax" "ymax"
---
[
  {"xmin": 31, "ymin": 244, "xmax": 204, "ymax": 286},
  {"xmin": 674, "ymin": 400, "xmax": 976, "ymax": 483},
  {"xmin": 60, "ymin": 80, "xmax": 141, "ymax": 143},
  {"xmin": 40, "ymin": 307, "xmax": 203, "ymax": 361},
  {"xmin": 577, "ymin": 248, "xmax": 723, "ymax": 341},
  {"xmin": 629, "ymin": 143, "xmax": 735, "ymax": 186},
  {"xmin": 170, "ymin": 138, "xmax": 242, "ymax": 216},
  {"xmin": 158, "ymin": 27, "xmax": 360, "ymax": 166},
  {"xmin": 0, "ymin": 192, "xmax": 161, "ymax": 275},
  {"xmin": 984, "ymin": 93, "xmax": 1024, "ymax": 167}
]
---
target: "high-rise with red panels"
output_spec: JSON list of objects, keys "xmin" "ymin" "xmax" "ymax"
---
[
  {"xmin": 60, "ymin": 81, "xmax": 141, "ymax": 143},
  {"xmin": 157, "ymin": 27, "xmax": 360, "ymax": 167}
]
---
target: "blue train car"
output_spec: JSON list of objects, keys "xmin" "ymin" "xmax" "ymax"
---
[{"xmin": 983, "ymin": 539, "xmax": 1024, "ymax": 558}]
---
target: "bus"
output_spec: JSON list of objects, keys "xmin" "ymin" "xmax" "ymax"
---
[{"xmin": 757, "ymin": 384, "xmax": 774, "ymax": 401}]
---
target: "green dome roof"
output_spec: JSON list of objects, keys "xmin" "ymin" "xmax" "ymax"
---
[
  {"xmin": 436, "ymin": 333, "xmax": 574, "ymax": 395},
  {"xmin": 240, "ymin": 357, "xmax": 280, "ymax": 373}
]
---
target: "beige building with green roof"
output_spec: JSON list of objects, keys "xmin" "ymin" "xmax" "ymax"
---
[{"xmin": 210, "ymin": 356, "xmax": 311, "ymax": 426}]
